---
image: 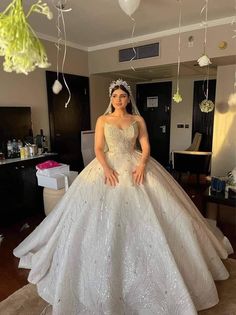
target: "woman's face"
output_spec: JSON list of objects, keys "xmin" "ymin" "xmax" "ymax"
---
[{"xmin": 111, "ymin": 88, "xmax": 130, "ymax": 111}]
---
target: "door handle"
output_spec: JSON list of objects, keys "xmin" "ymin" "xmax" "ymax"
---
[{"xmin": 56, "ymin": 133, "xmax": 61, "ymax": 137}]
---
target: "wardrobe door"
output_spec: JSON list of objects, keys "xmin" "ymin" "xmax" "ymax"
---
[{"xmin": 46, "ymin": 71, "xmax": 90, "ymax": 172}]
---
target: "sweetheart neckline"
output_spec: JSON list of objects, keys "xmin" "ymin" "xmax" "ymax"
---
[{"xmin": 104, "ymin": 121, "xmax": 138, "ymax": 131}]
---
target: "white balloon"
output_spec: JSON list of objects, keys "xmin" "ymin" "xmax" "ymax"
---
[{"xmin": 118, "ymin": 0, "xmax": 141, "ymax": 16}]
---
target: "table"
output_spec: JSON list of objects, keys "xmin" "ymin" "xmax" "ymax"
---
[{"xmin": 204, "ymin": 186, "xmax": 236, "ymax": 222}]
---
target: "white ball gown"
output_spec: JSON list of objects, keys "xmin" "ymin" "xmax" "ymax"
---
[{"xmin": 14, "ymin": 121, "xmax": 233, "ymax": 315}]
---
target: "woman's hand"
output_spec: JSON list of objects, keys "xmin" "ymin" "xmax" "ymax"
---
[
  {"xmin": 132, "ymin": 164, "xmax": 146, "ymax": 185},
  {"xmin": 104, "ymin": 167, "xmax": 119, "ymax": 186}
]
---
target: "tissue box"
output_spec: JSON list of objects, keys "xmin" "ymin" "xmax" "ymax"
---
[
  {"xmin": 37, "ymin": 171, "xmax": 78, "ymax": 190},
  {"xmin": 36, "ymin": 164, "xmax": 70, "ymax": 177}
]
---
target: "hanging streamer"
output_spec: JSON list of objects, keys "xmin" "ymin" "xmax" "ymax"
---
[
  {"xmin": 199, "ymin": 65, "xmax": 214, "ymax": 113},
  {"xmin": 118, "ymin": 0, "xmax": 141, "ymax": 71},
  {"xmin": 130, "ymin": 16, "xmax": 137, "ymax": 71},
  {"xmin": 228, "ymin": 0, "xmax": 236, "ymax": 108},
  {"xmin": 198, "ymin": 1, "xmax": 214, "ymax": 112},
  {"xmin": 52, "ymin": 0, "xmax": 72, "ymax": 108},
  {"xmin": 173, "ymin": 0, "xmax": 182, "ymax": 103},
  {"xmin": 197, "ymin": 0, "xmax": 211, "ymax": 67},
  {"xmin": 52, "ymin": 5, "xmax": 63, "ymax": 94}
]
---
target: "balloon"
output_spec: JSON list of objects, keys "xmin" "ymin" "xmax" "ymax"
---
[{"xmin": 118, "ymin": 0, "xmax": 141, "ymax": 16}]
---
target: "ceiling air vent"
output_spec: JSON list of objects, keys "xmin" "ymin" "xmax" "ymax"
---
[{"xmin": 119, "ymin": 42, "xmax": 159, "ymax": 62}]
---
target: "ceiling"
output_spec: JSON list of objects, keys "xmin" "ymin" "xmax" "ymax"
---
[
  {"xmin": 0, "ymin": 0, "xmax": 235, "ymax": 81},
  {"xmin": 0, "ymin": 0, "xmax": 234, "ymax": 49}
]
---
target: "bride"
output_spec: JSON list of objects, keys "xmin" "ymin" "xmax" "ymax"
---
[{"xmin": 14, "ymin": 79, "xmax": 233, "ymax": 315}]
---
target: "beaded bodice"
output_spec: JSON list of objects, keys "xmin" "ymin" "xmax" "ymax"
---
[{"xmin": 104, "ymin": 121, "xmax": 138, "ymax": 154}]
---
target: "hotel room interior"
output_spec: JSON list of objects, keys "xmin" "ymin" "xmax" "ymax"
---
[{"xmin": 0, "ymin": 0, "xmax": 236, "ymax": 314}]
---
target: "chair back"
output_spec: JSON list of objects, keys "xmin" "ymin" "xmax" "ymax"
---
[{"xmin": 185, "ymin": 132, "xmax": 202, "ymax": 151}]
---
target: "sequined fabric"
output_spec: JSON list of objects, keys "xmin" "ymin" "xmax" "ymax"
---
[{"xmin": 14, "ymin": 122, "xmax": 233, "ymax": 315}]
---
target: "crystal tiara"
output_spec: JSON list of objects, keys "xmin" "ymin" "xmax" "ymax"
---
[{"xmin": 109, "ymin": 79, "xmax": 131, "ymax": 96}]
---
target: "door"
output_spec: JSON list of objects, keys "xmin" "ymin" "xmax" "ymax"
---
[
  {"xmin": 136, "ymin": 82, "xmax": 172, "ymax": 167},
  {"xmin": 192, "ymin": 80, "xmax": 216, "ymax": 152},
  {"xmin": 46, "ymin": 71, "xmax": 90, "ymax": 172}
]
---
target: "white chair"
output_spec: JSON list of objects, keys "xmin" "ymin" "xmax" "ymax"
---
[{"xmin": 81, "ymin": 130, "xmax": 95, "ymax": 167}]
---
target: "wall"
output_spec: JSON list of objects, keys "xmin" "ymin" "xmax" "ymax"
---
[
  {"xmin": 88, "ymin": 23, "xmax": 235, "ymax": 174},
  {"xmin": 89, "ymin": 74, "xmax": 215, "ymax": 153},
  {"xmin": 0, "ymin": 39, "xmax": 89, "ymax": 144},
  {"xmin": 170, "ymin": 77, "xmax": 194, "ymax": 152},
  {"xmin": 88, "ymin": 24, "xmax": 235, "ymax": 74},
  {"xmin": 89, "ymin": 75, "xmax": 111, "ymax": 128},
  {"xmin": 211, "ymin": 65, "xmax": 236, "ymax": 176}
]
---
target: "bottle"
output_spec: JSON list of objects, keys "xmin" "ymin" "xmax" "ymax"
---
[
  {"xmin": 17, "ymin": 140, "xmax": 23, "ymax": 157},
  {"xmin": 40, "ymin": 129, "xmax": 47, "ymax": 152},
  {"xmin": 24, "ymin": 145, "xmax": 30, "ymax": 158},
  {"xmin": 20, "ymin": 147, "xmax": 26, "ymax": 159},
  {"xmin": 7, "ymin": 140, "xmax": 13, "ymax": 158},
  {"xmin": 12, "ymin": 139, "xmax": 17, "ymax": 157}
]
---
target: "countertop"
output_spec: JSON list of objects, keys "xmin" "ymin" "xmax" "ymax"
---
[{"xmin": 0, "ymin": 153, "xmax": 58, "ymax": 166}]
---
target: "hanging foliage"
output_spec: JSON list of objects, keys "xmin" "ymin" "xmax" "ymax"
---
[{"xmin": 0, "ymin": 0, "xmax": 53, "ymax": 74}]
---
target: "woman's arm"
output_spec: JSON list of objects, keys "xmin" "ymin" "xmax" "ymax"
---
[
  {"xmin": 94, "ymin": 116, "xmax": 119, "ymax": 186},
  {"xmin": 132, "ymin": 116, "xmax": 150, "ymax": 185}
]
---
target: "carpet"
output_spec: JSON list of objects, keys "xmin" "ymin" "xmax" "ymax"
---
[{"xmin": 0, "ymin": 259, "xmax": 235, "ymax": 315}]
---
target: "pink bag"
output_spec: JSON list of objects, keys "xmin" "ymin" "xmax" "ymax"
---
[{"xmin": 36, "ymin": 160, "xmax": 61, "ymax": 170}]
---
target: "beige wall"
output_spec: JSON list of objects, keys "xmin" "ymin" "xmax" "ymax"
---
[
  {"xmin": 89, "ymin": 75, "xmax": 111, "ymax": 128},
  {"xmin": 0, "ymin": 68, "xmax": 49, "ymax": 139},
  {"xmin": 0, "ymin": 39, "xmax": 89, "ymax": 143},
  {"xmin": 89, "ymin": 24, "xmax": 235, "ymax": 74},
  {"xmin": 170, "ymin": 77, "xmax": 194, "ymax": 153},
  {"xmin": 211, "ymin": 65, "xmax": 236, "ymax": 176}
]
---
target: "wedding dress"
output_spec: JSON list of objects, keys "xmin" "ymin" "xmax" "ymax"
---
[{"xmin": 14, "ymin": 121, "xmax": 233, "ymax": 315}]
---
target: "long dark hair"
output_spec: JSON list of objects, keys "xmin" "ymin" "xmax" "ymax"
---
[{"xmin": 110, "ymin": 85, "xmax": 133, "ymax": 114}]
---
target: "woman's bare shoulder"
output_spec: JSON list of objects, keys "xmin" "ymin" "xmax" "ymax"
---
[
  {"xmin": 133, "ymin": 115, "xmax": 145, "ymax": 123},
  {"xmin": 97, "ymin": 115, "xmax": 107, "ymax": 122},
  {"xmin": 95, "ymin": 115, "xmax": 107, "ymax": 128}
]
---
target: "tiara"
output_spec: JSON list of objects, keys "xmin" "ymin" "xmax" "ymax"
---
[{"xmin": 109, "ymin": 79, "xmax": 131, "ymax": 96}]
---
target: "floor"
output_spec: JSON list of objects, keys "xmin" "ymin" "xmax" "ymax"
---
[
  {"xmin": 0, "ymin": 175, "xmax": 235, "ymax": 302},
  {"xmin": 0, "ymin": 213, "xmax": 45, "ymax": 301}
]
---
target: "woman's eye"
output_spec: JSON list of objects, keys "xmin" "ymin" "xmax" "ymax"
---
[{"xmin": 112, "ymin": 94, "xmax": 127, "ymax": 98}]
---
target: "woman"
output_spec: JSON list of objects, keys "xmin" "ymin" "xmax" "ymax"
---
[{"xmin": 14, "ymin": 79, "xmax": 233, "ymax": 315}]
